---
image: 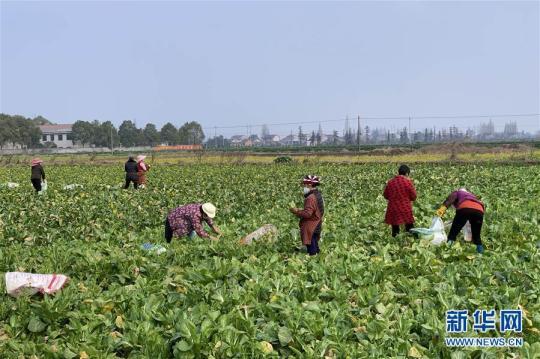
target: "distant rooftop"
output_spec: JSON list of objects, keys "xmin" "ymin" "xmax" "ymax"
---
[{"xmin": 39, "ymin": 124, "xmax": 73, "ymax": 133}]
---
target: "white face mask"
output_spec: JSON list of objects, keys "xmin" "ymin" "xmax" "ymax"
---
[{"xmin": 303, "ymin": 187, "xmax": 311, "ymax": 194}]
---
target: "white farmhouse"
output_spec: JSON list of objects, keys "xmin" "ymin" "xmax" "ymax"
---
[{"xmin": 39, "ymin": 124, "xmax": 76, "ymax": 148}]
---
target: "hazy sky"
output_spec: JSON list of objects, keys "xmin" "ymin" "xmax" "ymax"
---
[{"xmin": 1, "ymin": 1, "xmax": 539, "ymax": 136}]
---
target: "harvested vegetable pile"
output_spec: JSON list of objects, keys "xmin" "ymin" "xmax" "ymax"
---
[{"xmin": 0, "ymin": 163, "xmax": 539, "ymax": 357}]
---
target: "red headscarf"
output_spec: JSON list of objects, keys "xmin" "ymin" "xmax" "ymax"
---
[{"xmin": 31, "ymin": 158, "xmax": 43, "ymax": 167}]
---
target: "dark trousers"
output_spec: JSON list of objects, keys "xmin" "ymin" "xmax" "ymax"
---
[
  {"xmin": 165, "ymin": 218, "xmax": 173, "ymax": 243},
  {"xmin": 124, "ymin": 178, "xmax": 139, "ymax": 189},
  {"xmin": 306, "ymin": 232, "xmax": 321, "ymax": 256},
  {"xmin": 31, "ymin": 179, "xmax": 41, "ymax": 192},
  {"xmin": 448, "ymin": 208, "xmax": 483, "ymax": 245},
  {"xmin": 392, "ymin": 223, "xmax": 414, "ymax": 237}
]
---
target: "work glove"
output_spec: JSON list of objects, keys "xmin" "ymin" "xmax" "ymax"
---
[{"xmin": 436, "ymin": 205, "xmax": 447, "ymax": 217}]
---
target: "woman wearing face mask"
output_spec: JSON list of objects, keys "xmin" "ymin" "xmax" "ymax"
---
[
  {"xmin": 383, "ymin": 164, "xmax": 417, "ymax": 237},
  {"xmin": 164, "ymin": 202, "xmax": 222, "ymax": 243},
  {"xmin": 289, "ymin": 175, "xmax": 325, "ymax": 256}
]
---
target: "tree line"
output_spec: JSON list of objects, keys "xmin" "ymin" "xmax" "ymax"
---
[
  {"xmin": 72, "ymin": 120, "xmax": 205, "ymax": 148},
  {"xmin": 0, "ymin": 114, "xmax": 50, "ymax": 149},
  {"xmin": 0, "ymin": 113, "xmax": 205, "ymax": 149}
]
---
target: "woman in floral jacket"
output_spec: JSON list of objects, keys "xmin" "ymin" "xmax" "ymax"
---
[
  {"xmin": 165, "ymin": 203, "xmax": 222, "ymax": 243},
  {"xmin": 383, "ymin": 165, "xmax": 417, "ymax": 237}
]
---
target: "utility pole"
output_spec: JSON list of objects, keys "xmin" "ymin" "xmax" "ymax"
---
[
  {"xmin": 110, "ymin": 126, "xmax": 114, "ymax": 155},
  {"xmin": 214, "ymin": 126, "xmax": 217, "ymax": 148},
  {"xmin": 408, "ymin": 116, "xmax": 412, "ymax": 149},
  {"xmin": 357, "ymin": 115, "xmax": 361, "ymax": 152}
]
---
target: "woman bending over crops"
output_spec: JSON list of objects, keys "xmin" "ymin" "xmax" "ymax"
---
[
  {"xmin": 383, "ymin": 165, "xmax": 417, "ymax": 236},
  {"xmin": 289, "ymin": 175, "xmax": 325, "ymax": 256},
  {"xmin": 30, "ymin": 158, "xmax": 46, "ymax": 192},
  {"xmin": 436, "ymin": 188, "xmax": 485, "ymax": 253},
  {"xmin": 165, "ymin": 203, "xmax": 222, "ymax": 242}
]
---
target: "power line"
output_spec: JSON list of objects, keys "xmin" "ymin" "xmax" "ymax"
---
[{"xmin": 202, "ymin": 113, "xmax": 539, "ymax": 132}]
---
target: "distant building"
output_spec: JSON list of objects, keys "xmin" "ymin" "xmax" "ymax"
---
[
  {"xmin": 230, "ymin": 134, "xmax": 264, "ymax": 147},
  {"xmin": 262, "ymin": 134, "xmax": 281, "ymax": 146},
  {"xmin": 230, "ymin": 135, "xmax": 248, "ymax": 147},
  {"xmin": 244, "ymin": 135, "xmax": 262, "ymax": 147},
  {"xmin": 39, "ymin": 124, "xmax": 76, "ymax": 148},
  {"xmin": 279, "ymin": 134, "xmax": 300, "ymax": 146}
]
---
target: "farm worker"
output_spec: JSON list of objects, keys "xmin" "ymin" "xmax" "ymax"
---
[
  {"xmin": 383, "ymin": 164, "xmax": 417, "ymax": 236},
  {"xmin": 124, "ymin": 155, "xmax": 139, "ymax": 189},
  {"xmin": 436, "ymin": 188, "xmax": 485, "ymax": 253},
  {"xmin": 165, "ymin": 203, "xmax": 222, "ymax": 242},
  {"xmin": 289, "ymin": 175, "xmax": 325, "ymax": 256},
  {"xmin": 136, "ymin": 155, "xmax": 150, "ymax": 188},
  {"xmin": 30, "ymin": 158, "xmax": 46, "ymax": 192}
]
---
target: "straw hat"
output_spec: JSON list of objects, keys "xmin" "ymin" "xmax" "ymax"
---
[
  {"xmin": 202, "ymin": 203, "xmax": 217, "ymax": 218},
  {"xmin": 136, "ymin": 155, "xmax": 146, "ymax": 162}
]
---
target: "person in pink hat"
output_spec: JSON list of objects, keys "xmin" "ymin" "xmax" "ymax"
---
[
  {"xmin": 30, "ymin": 158, "xmax": 46, "ymax": 192},
  {"xmin": 136, "ymin": 155, "xmax": 150, "ymax": 188}
]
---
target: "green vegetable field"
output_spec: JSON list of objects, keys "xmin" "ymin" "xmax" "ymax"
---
[{"xmin": 0, "ymin": 163, "xmax": 539, "ymax": 358}]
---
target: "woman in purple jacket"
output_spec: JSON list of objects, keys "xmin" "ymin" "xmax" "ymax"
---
[{"xmin": 436, "ymin": 188, "xmax": 485, "ymax": 253}]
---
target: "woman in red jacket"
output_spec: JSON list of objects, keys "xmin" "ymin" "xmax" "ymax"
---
[{"xmin": 383, "ymin": 165, "xmax": 417, "ymax": 237}]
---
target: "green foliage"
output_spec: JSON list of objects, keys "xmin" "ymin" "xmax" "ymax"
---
[
  {"xmin": 179, "ymin": 122, "xmax": 205, "ymax": 145},
  {"xmin": 274, "ymin": 156, "xmax": 293, "ymax": 164},
  {"xmin": 0, "ymin": 113, "xmax": 42, "ymax": 149},
  {"xmin": 160, "ymin": 122, "xmax": 178, "ymax": 145},
  {"xmin": 143, "ymin": 123, "xmax": 161, "ymax": 147},
  {"xmin": 72, "ymin": 120, "xmax": 95, "ymax": 147},
  {"xmin": 118, "ymin": 120, "xmax": 143, "ymax": 148},
  {"xmin": 0, "ymin": 163, "xmax": 538, "ymax": 357}
]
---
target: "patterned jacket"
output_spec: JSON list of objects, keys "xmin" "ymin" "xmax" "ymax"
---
[
  {"xmin": 167, "ymin": 203, "xmax": 214, "ymax": 238},
  {"xmin": 383, "ymin": 175, "xmax": 417, "ymax": 225}
]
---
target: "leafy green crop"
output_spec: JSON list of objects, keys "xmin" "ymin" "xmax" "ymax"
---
[{"xmin": 0, "ymin": 163, "xmax": 539, "ymax": 358}]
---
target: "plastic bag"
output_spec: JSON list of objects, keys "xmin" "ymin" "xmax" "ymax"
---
[
  {"xmin": 141, "ymin": 243, "xmax": 166, "ymax": 254},
  {"xmin": 463, "ymin": 221, "xmax": 472, "ymax": 242},
  {"xmin": 429, "ymin": 216, "xmax": 447, "ymax": 245},
  {"xmin": 38, "ymin": 181, "xmax": 48, "ymax": 195},
  {"xmin": 5, "ymin": 272, "xmax": 69, "ymax": 297},
  {"xmin": 410, "ymin": 217, "xmax": 447, "ymax": 245},
  {"xmin": 240, "ymin": 224, "xmax": 278, "ymax": 245},
  {"xmin": 63, "ymin": 184, "xmax": 83, "ymax": 190}
]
